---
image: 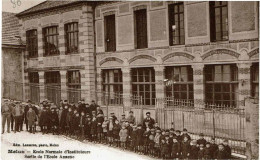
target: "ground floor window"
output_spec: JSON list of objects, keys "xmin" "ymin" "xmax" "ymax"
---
[
  {"xmin": 132, "ymin": 67, "xmax": 156, "ymax": 106},
  {"xmin": 102, "ymin": 69, "xmax": 123, "ymax": 105},
  {"xmin": 251, "ymin": 63, "xmax": 259, "ymax": 98},
  {"xmin": 29, "ymin": 72, "xmax": 40, "ymax": 103},
  {"xmin": 45, "ymin": 71, "xmax": 61, "ymax": 105},
  {"xmin": 205, "ymin": 64, "xmax": 238, "ymax": 107},
  {"xmin": 165, "ymin": 66, "xmax": 193, "ymax": 101},
  {"xmin": 67, "ymin": 70, "xmax": 81, "ymax": 103}
]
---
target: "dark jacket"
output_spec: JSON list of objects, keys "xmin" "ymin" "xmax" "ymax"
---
[
  {"xmin": 39, "ymin": 110, "xmax": 49, "ymax": 126},
  {"xmin": 90, "ymin": 118, "xmax": 97, "ymax": 135},
  {"xmin": 224, "ymin": 145, "xmax": 232, "ymax": 159},
  {"xmin": 66, "ymin": 111, "xmax": 74, "ymax": 126},
  {"xmin": 96, "ymin": 116, "xmax": 104, "ymax": 133},
  {"xmin": 181, "ymin": 133, "xmax": 191, "ymax": 141},
  {"xmin": 189, "ymin": 145, "xmax": 199, "ymax": 159},
  {"xmin": 72, "ymin": 115, "xmax": 80, "ymax": 131},
  {"xmin": 171, "ymin": 141, "xmax": 181, "ymax": 156},
  {"xmin": 79, "ymin": 115, "xmax": 86, "ymax": 128},
  {"xmin": 142, "ymin": 117, "xmax": 155, "ymax": 129},
  {"xmin": 136, "ymin": 128, "xmax": 144, "ymax": 146},
  {"xmin": 112, "ymin": 123, "xmax": 121, "ymax": 138},
  {"xmin": 50, "ymin": 111, "xmax": 59, "ymax": 126},
  {"xmin": 197, "ymin": 138, "xmax": 207, "ymax": 146},
  {"xmin": 181, "ymin": 141, "xmax": 191, "ymax": 158},
  {"xmin": 161, "ymin": 142, "xmax": 170, "ymax": 154},
  {"xmin": 198, "ymin": 148, "xmax": 205, "ymax": 159},
  {"xmin": 60, "ymin": 109, "xmax": 68, "ymax": 127},
  {"xmin": 204, "ymin": 147, "xmax": 212, "ymax": 159},
  {"xmin": 215, "ymin": 150, "xmax": 228, "ymax": 159}
]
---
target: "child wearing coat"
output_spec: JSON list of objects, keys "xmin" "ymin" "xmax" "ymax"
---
[
  {"xmin": 189, "ymin": 140, "xmax": 199, "ymax": 159},
  {"xmin": 50, "ymin": 108, "xmax": 59, "ymax": 135},
  {"xmin": 79, "ymin": 112, "xmax": 86, "ymax": 140},
  {"xmin": 161, "ymin": 139, "xmax": 170, "ymax": 159},
  {"xmin": 72, "ymin": 112, "xmax": 80, "ymax": 138},
  {"xmin": 113, "ymin": 120, "xmax": 121, "ymax": 147},
  {"xmin": 90, "ymin": 114, "xmax": 97, "ymax": 142},
  {"xmin": 154, "ymin": 129, "xmax": 161, "ymax": 158},
  {"xmin": 136, "ymin": 124, "xmax": 144, "ymax": 154},
  {"xmin": 171, "ymin": 137, "xmax": 181, "ymax": 159},
  {"xmin": 198, "ymin": 144, "xmax": 205, "ymax": 160},
  {"xmin": 181, "ymin": 136, "xmax": 191, "ymax": 159},
  {"xmin": 84, "ymin": 116, "xmax": 92, "ymax": 140},
  {"xmin": 148, "ymin": 129, "xmax": 155, "ymax": 156},
  {"xmin": 26, "ymin": 107, "xmax": 37, "ymax": 134},
  {"xmin": 107, "ymin": 117, "xmax": 114, "ymax": 146},
  {"xmin": 204, "ymin": 142, "xmax": 212, "ymax": 159},
  {"xmin": 102, "ymin": 119, "xmax": 109, "ymax": 144},
  {"xmin": 96, "ymin": 113, "xmax": 104, "ymax": 143},
  {"xmin": 119, "ymin": 125, "xmax": 128, "ymax": 149}
]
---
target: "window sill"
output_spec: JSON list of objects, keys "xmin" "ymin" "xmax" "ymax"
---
[
  {"xmin": 43, "ymin": 54, "xmax": 60, "ymax": 57},
  {"xmin": 210, "ymin": 40, "xmax": 229, "ymax": 45}
]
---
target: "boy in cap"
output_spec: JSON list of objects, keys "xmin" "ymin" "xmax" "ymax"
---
[
  {"xmin": 198, "ymin": 144, "xmax": 205, "ymax": 159},
  {"xmin": 189, "ymin": 140, "xmax": 199, "ymax": 159},
  {"xmin": 85, "ymin": 115, "xmax": 92, "ymax": 140},
  {"xmin": 90, "ymin": 113, "xmax": 97, "ymax": 142},
  {"xmin": 148, "ymin": 128, "xmax": 155, "ymax": 156},
  {"xmin": 50, "ymin": 108, "xmax": 59, "ymax": 135},
  {"xmin": 171, "ymin": 136, "xmax": 181, "ymax": 159},
  {"xmin": 120, "ymin": 114, "xmax": 126, "ymax": 125},
  {"xmin": 136, "ymin": 124, "xmax": 144, "ymax": 154},
  {"xmin": 72, "ymin": 112, "xmax": 80, "ymax": 139},
  {"xmin": 102, "ymin": 117, "xmax": 109, "ymax": 144},
  {"xmin": 197, "ymin": 133, "xmax": 207, "ymax": 146},
  {"xmin": 143, "ymin": 127, "xmax": 150, "ymax": 155},
  {"xmin": 113, "ymin": 119, "xmax": 121, "ymax": 147},
  {"xmin": 96, "ymin": 112, "xmax": 104, "ymax": 143},
  {"xmin": 181, "ymin": 136, "xmax": 191, "ymax": 159},
  {"xmin": 223, "ymin": 139, "xmax": 231, "ymax": 159},
  {"xmin": 119, "ymin": 124, "xmax": 128, "ymax": 150},
  {"xmin": 79, "ymin": 111, "xmax": 86, "ymax": 140},
  {"xmin": 107, "ymin": 117, "xmax": 114, "ymax": 146},
  {"xmin": 181, "ymin": 128, "xmax": 191, "ymax": 141},
  {"xmin": 204, "ymin": 142, "xmax": 212, "ymax": 159},
  {"xmin": 215, "ymin": 143, "xmax": 228, "ymax": 159},
  {"xmin": 210, "ymin": 138, "xmax": 218, "ymax": 159},
  {"xmin": 154, "ymin": 129, "xmax": 161, "ymax": 158}
]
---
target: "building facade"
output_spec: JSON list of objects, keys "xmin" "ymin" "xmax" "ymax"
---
[
  {"xmin": 94, "ymin": 1, "xmax": 259, "ymax": 114},
  {"xmin": 17, "ymin": 1, "xmax": 96, "ymax": 104},
  {"xmin": 2, "ymin": 12, "xmax": 25, "ymax": 101},
  {"xmin": 16, "ymin": 1, "xmax": 259, "ymax": 109}
]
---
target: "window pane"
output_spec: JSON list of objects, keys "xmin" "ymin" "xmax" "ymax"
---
[{"xmin": 215, "ymin": 65, "xmax": 222, "ymax": 81}]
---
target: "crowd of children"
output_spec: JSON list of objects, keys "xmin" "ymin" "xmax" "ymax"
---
[{"xmin": 2, "ymin": 99, "xmax": 233, "ymax": 159}]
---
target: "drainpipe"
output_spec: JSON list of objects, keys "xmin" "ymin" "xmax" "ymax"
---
[{"xmin": 92, "ymin": 3, "xmax": 97, "ymax": 102}]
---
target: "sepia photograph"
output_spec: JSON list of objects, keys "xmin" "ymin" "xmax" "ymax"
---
[{"xmin": 1, "ymin": 0, "xmax": 259, "ymax": 159}]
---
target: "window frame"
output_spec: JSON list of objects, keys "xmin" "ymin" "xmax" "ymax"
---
[
  {"xmin": 102, "ymin": 69, "xmax": 123, "ymax": 105},
  {"xmin": 67, "ymin": 70, "xmax": 81, "ymax": 103},
  {"xmin": 209, "ymin": 1, "xmax": 229, "ymax": 42},
  {"xmin": 165, "ymin": 66, "xmax": 193, "ymax": 101},
  {"xmin": 251, "ymin": 63, "xmax": 259, "ymax": 98},
  {"xmin": 43, "ymin": 26, "xmax": 59, "ymax": 56},
  {"xmin": 134, "ymin": 8, "xmax": 148, "ymax": 49},
  {"xmin": 132, "ymin": 68, "xmax": 156, "ymax": 106},
  {"xmin": 168, "ymin": 2, "xmax": 185, "ymax": 46},
  {"xmin": 204, "ymin": 64, "xmax": 238, "ymax": 107},
  {"xmin": 104, "ymin": 14, "xmax": 116, "ymax": 52},
  {"xmin": 26, "ymin": 29, "xmax": 38, "ymax": 58},
  {"xmin": 65, "ymin": 22, "xmax": 79, "ymax": 54}
]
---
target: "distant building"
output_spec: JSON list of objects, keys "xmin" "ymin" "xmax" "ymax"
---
[{"xmin": 2, "ymin": 12, "xmax": 25, "ymax": 100}]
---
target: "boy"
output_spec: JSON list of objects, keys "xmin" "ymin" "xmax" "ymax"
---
[
  {"xmin": 181, "ymin": 128, "xmax": 191, "ymax": 141},
  {"xmin": 66, "ymin": 107, "xmax": 73, "ymax": 136},
  {"xmin": 171, "ymin": 137, "xmax": 180, "ymax": 159},
  {"xmin": 197, "ymin": 133, "xmax": 207, "ymax": 146},
  {"xmin": 79, "ymin": 111, "xmax": 86, "ymax": 140},
  {"xmin": 85, "ymin": 115, "xmax": 92, "ymax": 141},
  {"xmin": 161, "ymin": 139, "xmax": 170, "ymax": 159},
  {"xmin": 136, "ymin": 124, "xmax": 144, "ymax": 154},
  {"xmin": 189, "ymin": 140, "xmax": 199, "ymax": 159},
  {"xmin": 27, "ymin": 107, "xmax": 37, "ymax": 134},
  {"xmin": 50, "ymin": 108, "xmax": 59, "ymax": 135},
  {"xmin": 223, "ymin": 139, "xmax": 232, "ymax": 159},
  {"xmin": 154, "ymin": 129, "xmax": 161, "ymax": 158},
  {"xmin": 210, "ymin": 138, "xmax": 218, "ymax": 159},
  {"xmin": 204, "ymin": 142, "xmax": 212, "ymax": 159},
  {"xmin": 175, "ymin": 130, "xmax": 182, "ymax": 142},
  {"xmin": 215, "ymin": 143, "xmax": 228, "ymax": 159},
  {"xmin": 198, "ymin": 144, "xmax": 205, "ymax": 160},
  {"xmin": 148, "ymin": 128, "xmax": 155, "ymax": 156},
  {"xmin": 96, "ymin": 113, "xmax": 104, "ymax": 143},
  {"xmin": 181, "ymin": 136, "xmax": 191, "ymax": 159},
  {"xmin": 72, "ymin": 112, "xmax": 80, "ymax": 139},
  {"xmin": 119, "ymin": 124, "xmax": 128, "ymax": 150},
  {"xmin": 90, "ymin": 113, "xmax": 97, "ymax": 142},
  {"xmin": 113, "ymin": 120, "xmax": 121, "ymax": 147},
  {"xmin": 102, "ymin": 118, "xmax": 109, "ymax": 144}
]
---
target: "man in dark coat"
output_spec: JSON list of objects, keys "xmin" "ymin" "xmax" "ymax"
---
[
  {"xmin": 60, "ymin": 105, "xmax": 68, "ymax": 134},
  {"xmin": 24, "ymin": 104, "xmax": 29, "ymax": 131},
  {"xmin": 89, "ymin": 100, "xmax": 99, "ymax": 116},
  {"xmin": 142, "ymin": 112, "xmax": 155, "ymax": 130}
]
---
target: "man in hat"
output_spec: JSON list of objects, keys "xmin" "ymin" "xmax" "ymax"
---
[
  {"xmin": 120, "ymin": 114, "xmax": 127, "ymax": 125},
  {"xmin": 126, "ymin": 111, "xmax": 136, "ymax": 125},
  {"xmin": 1, "ymin": 99, "xmax": 13, "ymax": 134},
  {"xmin": 142, "ymin": 112, "xmax": 155, "ymax": 130}
]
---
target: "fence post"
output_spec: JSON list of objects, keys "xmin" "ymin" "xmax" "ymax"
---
[
  {"xmin": 245, "ymin": 97, "xmax": 259, "ymax": 159},
  {"xmin": 182, "ymin": 111, "xmax": 185, "ymax": 130},
  {"xmin": 212, "ymin": 109, "xmax": 216, "ymax": 139}
]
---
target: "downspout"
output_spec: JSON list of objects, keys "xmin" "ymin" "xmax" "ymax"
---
[{"xmin": 92, "ymin": 3, "xmax": 97, "ymax": 102}]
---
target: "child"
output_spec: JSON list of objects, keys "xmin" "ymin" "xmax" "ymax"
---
[
  {"xmin": 66, "ymin": 107, "xmax": 73, "ymax": 136},
  {"xmin": 113, "ymin": 120, "xmax": 121, "ymax": 147},
  {"xmin": 107, "ymin": 117, "xmax": 114, "ymax": 146},
  {"xmin": 50, "ymin": 108, "xmax": 59, "ymax": 135},
  {"xmin": 197, "ymin": 133, "xmax": 207, "ymax": 146},
  {"xmin": 131, "ymin": 125, "xmax": 138, "ymax": 152},
  {"xmin": 102, "ymin": 118, "xmax": 109, "ymax": 144},
  {"xmin": 26, "ymin": 107, "xmax": 37, "ymax": 134},
  {"xmin": 181, "ymin": 128, "xmax": 191, "ymax": 141},
  {"xmin": 181, "ymin": 136, "xmax": 191, "ymax": 159},
  {"xmin": 154, "ymin": 129, "xmax": 161, "ymax": 158},
  {"xmin": 136, "ymin": 124, "xmax": 144, "ymax": 154},
  {"xmin": 90, "ymin": 114, "xmax": 97, "ymax": 142},
  {"xmin": 96, "ymin": 113, "xmax": 104, "ymax": 143},
  {"xmin": 210, "ymin": 138, "xmax": 218, "ymax": 159},
  {"xmin": 84, "ymin": 115, "xmax": 92, "ymax": 140},
  {"xmin": 175, "ymin": 130, "xmax": 182, "ymax": 142},
  {"xmin": 161, "ymin": 139, "xmax": 170, "ymax": 159},
  {"xmin": 189, "ymin": 140, "xmax": 199, "ymax": 159},
  {"xmin": 143, "ymin": 128, "xmax": 150, "ymax": 155},
  {"xmin": 215, "ymin": 143, "xmax": 227, "ymax": 159},
  {"xmin": 39, "ymin": 107, "xmax": 48, "ymax": 134},
  {"xmin": 198, "ymin": 144, "xmax": 205, "ymax": 160},
  {"xmin": 72, "ymin": 112, "xmax": 80, "ymax": 139},
  {"xmin": 223, "ymin": 139, "xmax": 231, "ymax": 159},
  {"xmin": 148, "ymin": 129, "xmax": 155, "ymax": 156},
  {"xmin": 79, "ymin": 111, "xmax": 86, "ymax": 140},
  {"xmin": 171, "ymin": 137, "xmax": 181, "ymax": 159},
  {"xmin": 119, "ymin": 124, "xmax": 128, "ymax": 150},
  {"xmin": 204, "ymin": 142, "xmax": 212, "ymax": 159}
]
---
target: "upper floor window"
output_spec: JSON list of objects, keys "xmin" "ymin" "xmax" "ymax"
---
[
  {"xmin": 104, "ymin": 14, "xmax": 116, "ymax": 52},
  {"xmin": 168, "ymin": 2, "xmax": 185, "ymax": 45},
  {"xmin": 251, "ymin": 63, "xmax": 259, "ymax": 98},
  {"xmin": 210, "ymin": 1, "xmax": 228, "ymax": 42},
  {"xmin": 43, "ymin": 26, "xmax": 59, "ymax": 56},
  {"xmin": 65, "ymin": 23, "xmax": 78, "ymax": 54},
  {"xmin": 205, "ymin": 64, "xmax": 238, "ymax": 107},
  {"xmin": 134, "ymin": 9, "xmax": 148, "ymax": 49},
  {"xmin": 26, "ymin": 29, "xmax": 38, "ymax": 58}
]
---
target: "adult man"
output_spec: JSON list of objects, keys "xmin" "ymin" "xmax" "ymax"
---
[
  {"xmin": 142, "ymin": 112, "xmax": 155, "ymax": 130},
  {"xmin": 12, "ymin": 102, "xmax": 24, "ymax": 133},
  {"xmin": 126, "ymin": 111, "xmax": 136, "ymax": 125},
  {"xmin": 60, "ymin": 105, "xmax": 68, "ymax": 134},
  {"xmin": 119, "ymin": 114, "xmax": 127, "ymax": 125},
  {"xmin": 1, "ymin": 100, "xmax": 13, "ymax": 134},
  {"xmin": 89, "ymin": 100, "xmax": 99, "ymax": 116}
]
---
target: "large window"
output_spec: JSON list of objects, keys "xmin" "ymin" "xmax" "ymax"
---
[
  {"xmin": 251, "ymin": 63, "xmax": 259, "ymax": 98},
  {"xmin": 205, "ymin": 64, "xmax": 238, "ymax": 107},
  {"xmin": 45, "ymin": 71, "xmax": 61, "ymax": 105},
  {"xmin": 102, "ymin": 69, "xmax": 123, "ymax": 105},
  {"xmin": 29, "ymin": 72, "xmax": 40, "ymax": 103},
  {"xmin": 67, "ymin": 71, "xmax": 81, "ymax": 103},
  {"xmin": 132, "ymin": 68, "xmax": 155, "ymax": 105},
  {"xmin": 65, "ymin": 23, "xmax": 79, "ymax": 54},
  {"xmin": 210, "ymin": 1, "xmax": 228, "ymax": 42},
  {"xmin": 43, "ymin": 26, "xmax": 59, "ymax": 56},
  {"xmin": 168, "ymin": 2, "xmax": 185, "ymax": 45},
  {"xmin": 134, "ymin": 9, "xmax": 148, "ymax": 49},
  {"xmin": 26, "ymin": 29, "xmax": 38, "ymax": 57},
  {"xmin": 165, "ymin": 66, "xmax": 193, "ymax": 101},
  {"xmin": 104, "ymin": 14, "xmax": 116, "ymax": 52}
]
